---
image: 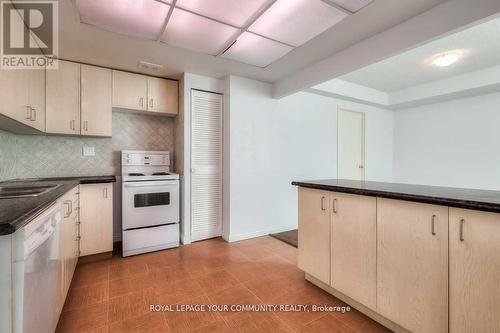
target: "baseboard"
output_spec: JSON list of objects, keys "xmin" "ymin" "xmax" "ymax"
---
[{"xmin": 226, "ymin": 226, "xmax": 296, "ymax": 242}]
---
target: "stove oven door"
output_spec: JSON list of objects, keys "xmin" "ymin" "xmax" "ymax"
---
[{"xmin": 122, "ymin": 180, "xmax": 179, "ymax": 230}]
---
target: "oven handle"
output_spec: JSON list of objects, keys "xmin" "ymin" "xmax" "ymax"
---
[{"xmin": 123, "ymin": 181, "xmax": 177, "ymax": 188}]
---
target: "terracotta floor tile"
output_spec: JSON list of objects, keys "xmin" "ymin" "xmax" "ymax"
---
[
  {"xmin": 149, "ymin": 265, "xmax": 193, "ymax": 286},
  {"xmin": 109, "ymin": 260, "xmax": 149, "ymax": 281},
  {"xmin": 232, "ymin": 242, "xmax": 275, "ymax": 260},
  {"xmin": 57, "ymin": 301, "xmax": 108, "ymax": 332},
  {"xmin": 71, "ymin": 261, "xmax": 110, "ymax": 288},
  {"xmin": 299, "ymin": 314, "xmax": 356, "ymax": 333},
  {"xmin": 63, "ymin": 281, "xmax": 109, "ymax": 311},
  {"xmin": 207, "ymin": 284, "xmax": 262, "ymax": 318},
  {"xmin": 194, "ymin": 270, "xmax": 241, "ymax": 295},
  {"xmin": 223, "ymin": 260, "xmax": 271, "ymax": 283},
  {"xmin": 155, "ymin": 278, "xmax": 205, "ymax": 304},
  {"xmin": 108, "ymin": 289, "xmax": 158, "ymax": 323},
  {"xmin": 109, "ymin": 312, "xmax": 168, "ymax": 333},
  {"xmin": 109, "ymin": 272, "xmax": 152, "ymax": 298},
  {"xmin": 224, "ymin": 312, "xmax": 290, "ymax": 333},
  {"xmin": 189, "ymin": 320, "xmax": 230, "ymax": 332},
  {"xmin": 242, "ymin": 274, "xmax": 294, "ymax": 303},
  {"xmin": 334, "ymin": 310, "xmax": 392, "ymax": 333},
  {"xmin": 163, "ymin": 296, "xmax": 221, "ymax": 333}
]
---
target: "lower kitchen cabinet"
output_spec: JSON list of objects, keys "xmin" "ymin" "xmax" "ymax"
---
[
  {"xmin": 330, "ymin": 192, "xmax": 376, "ymax": 310},
  {"xmin": 377, "ymin": 198, "xmax": 448, "ymax": 333},
  {"xmin": 449, "ymin": 208, "xmax": 500, "ymax": 333},
  {"xmin": 79, "ymin": 183, "xmax": 113, "ymax": 256},
  {"xmin": 57, "ymin": 185, "xmax": 80, "ymax": 315},
  {"xmin": 298, "ymin": 187, "xmax": 331, "ymax": 285}
]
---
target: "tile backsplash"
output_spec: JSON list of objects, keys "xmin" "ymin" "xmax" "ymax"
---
[
  {"xmin": 0, "ymin": 112, "xmax": 175, "ymax": 179},
  {"xmin": 0, "ymin": 130, "xmax": 17, "ymax": 181}
]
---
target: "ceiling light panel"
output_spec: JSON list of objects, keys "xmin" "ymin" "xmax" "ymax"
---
[
  {"xmin": 161, "ymin": 9, "xmax": 239, "ymax": 55},
  {"xmin": 175, "ymin": 0, "xmax": 270, "ymax": 27},
  {"xmin": 328, "ymin": 0, "xmax": 374, "ymax": 12},
  {"xmin": 221, "ymin": 32, "xmax": 293, "ymax": 67},
  {"xmin": 249, "ymin": 0, "xmax": 348, "ymax": 47},
  {"xmin": 76, "ymin": 0, "xmax": 170, "ymax": 40}
]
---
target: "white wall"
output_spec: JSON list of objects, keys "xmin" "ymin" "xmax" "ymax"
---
[
  {"xmin": 225, "ymin": 76, "xmax": 393, "ymax": 241},
  {"xmin": 393, "ymin": 91, "xmax": 500, "ymax": 190}
]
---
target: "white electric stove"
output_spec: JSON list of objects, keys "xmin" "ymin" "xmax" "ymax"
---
[{"xmin": 121, "ymin": 150, "xmax": 179, "ymax": 257}]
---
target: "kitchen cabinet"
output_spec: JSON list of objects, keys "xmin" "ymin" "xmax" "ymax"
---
[
  {"xmin": 81, "ymin": 65, "xmax": 112, "ymax": 136},
  {"xmin": 113, "ymin": 70, "xmax": 178, "ymax": 115},
  {"xmin": 377, "ymin": 198, "xmax": 448, "ymax": 333},
  {"xmin": 0, "ymin": 68, "xmax": 45, "ymax": 131},
  {"xmin": 57, "ymin": 185, "xmax": 80, "ymax": 314},
  {"xmin": 330, "ymin": 192, "xmax": 376, "ymax": 310},
  {"xmin": 449, "ymin": 208, "xmax": 500, "ymax": 333},
  {"xmin": 298, "ymin": 187, "xmax": 331, "ymax": 285},
  {"xmin": 46, "ymin": 60, "xmax": 81, "ymax": 135},
  {"xmin": 147, "ymin": 76, "xmax": 178, "ymax": 115},
  {"xmin": 112, "ymin": 70, "xmax": 148, "ymax": 111},
  {"xmin": 79, "ymin": 183, "xmax": 113, "ymax": 256}
]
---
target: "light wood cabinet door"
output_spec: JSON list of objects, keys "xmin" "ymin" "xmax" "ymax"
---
[
  {"xmin": 377, "ymin": 198, "xmax": 448, "ymax": 333},
  {"xmin": 331, "ymin": 192, "xmax": 376, "ymax": 310},
  {"xmin": 147, "ymin": 77, "xmax": 178, "ymax": 115},
  {"xmin": 79, "ymin": 183, "xmax": 113, "ymax": 256},
  {"xmin": 450, "ymin": 208, "xmax": 500, "ymax": 333},
  {"xmin": 46, "ymin": 60, "xmax": 80, "ymax": 134},
  {"xmin": 112, "ymin": 70, "xmax": 148, "ymax": 111},
  {"xmin": 0, "ymin": 69, "xmax": 45, "ymax": 131},
  {"xmin": 298, "ymin": 187, "xmax": 331, "ymax": 285},
  {"xmin": 81, "ymin": 65, "xmax": 112, "ymax": 136}
]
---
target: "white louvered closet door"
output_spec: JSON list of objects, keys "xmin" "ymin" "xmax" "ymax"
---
[{"xmin": 190, "ymin": 90, "xmax": 223, "ymax": 241}]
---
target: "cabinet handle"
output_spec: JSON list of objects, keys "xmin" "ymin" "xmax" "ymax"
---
[
  {"xmin": 149, "ymin": 98, "xmax": 154, "ymax": 108},
  {"xmin": 320, "ymin": 196, "xmax": 326, "ymax": 211},
  {"xmin": 30, "ymin": 107, "xmax": 36, "ymax": 121},
  {"xmin": 332, "ymin": 198, "xmax": 338, "ymax": 213},
  {"xmin": 103, "ymin": 187, "xmax": 108, "ymax": 198},
  {"xmin": 459, "ymin": 218, "xmax": 465, "ymax": 242},
  {"xmin": 431, "ymin": 214, "xmax": 437, "ymax": 235},
  {"xmin": 25, "ymin": 106, "xmax": 31, "ymax": 119},
  {"xmin": 64, "ymin": 201, "xmax": 71, "ymax": 217},
  {"xmin": 70, "ymin": 120, "xmax": 75, "ymax": 130},
  {"xmin": 139, "ymin": 97, "xmax": 144, "ymax": 107},
  {"xmin": 75, "ymin": 236, "xmax": 81, "ymax": 241},
  {"xmin": 83, "ymin": 120, "xmax": 88, "ymax": 131}
]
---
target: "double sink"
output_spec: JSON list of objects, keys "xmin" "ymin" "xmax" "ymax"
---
[{"xmin": 0, "ymin": 184, "xmax": 61, "ymax": 199}]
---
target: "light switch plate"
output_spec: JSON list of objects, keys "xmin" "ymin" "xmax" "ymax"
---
[{"xmin": 83, "ymin": 146, "xmax": 95, "ymax": 156}]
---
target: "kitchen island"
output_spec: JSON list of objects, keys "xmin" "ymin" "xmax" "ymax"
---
[{"xmin": 292, "ymin": 179, "xmax": 500, "ymax": 333}]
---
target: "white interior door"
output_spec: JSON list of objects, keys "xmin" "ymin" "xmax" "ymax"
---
[
  {"xmin": 337, "ymin": 109, "xmax": 365, "ymax": 180},
  {"xmin": 190, "ymin": 90, "xmax": 223, "ymax": 241}
]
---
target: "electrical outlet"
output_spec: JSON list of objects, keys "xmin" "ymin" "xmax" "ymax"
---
[{"xmin": 82, "ymin": 146, "xmax": 95, "ymax": 157}]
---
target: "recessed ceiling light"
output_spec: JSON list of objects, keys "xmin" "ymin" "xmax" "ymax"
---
[{"xmin": 430, "ymin": 52, "xmax": 462, "ymax": 67}]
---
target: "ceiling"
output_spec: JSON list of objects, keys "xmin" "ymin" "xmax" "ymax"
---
[
  {"xmin": 340, "ymin": 15, "xmax": 500, "ymax": 92},
  {"xmin": 58, "ymin": 0, "xmax": 446, "ymax": 81}
]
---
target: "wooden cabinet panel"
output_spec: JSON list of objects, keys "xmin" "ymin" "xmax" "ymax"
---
[
  {"xmin": 298, "ymin": 187, "xmax": 330, "ymax": 285},
  {"xmin": 0, "ymin": 69, "xmax": 45, "ymax": 131},
  {"xmin": 147, "ymin": 77, "xmax": 178, "ymax": 115},
  {"xmin": 81, "ymin": 65, "xmax": 112, "ymax": 136},
  {"xmin": 450, "ymin": 208, "xmax": 500, "ymax": 333},
  {"xmin": 46, "ymin": 60, "xmax": 80, "ymax": 134},
  {"xmin": 331, "ymin": 192, "xmax": 376, "ymax": 310},
  {"xmin": 112, "ymin": 70, "xmax": 148, "ymax": 111},
  {"xmin": 79, "ymin": 183, "xmax": 113, "ymax": 256},
  {"xmin": 377, "ymin": 198, "xmax": 448, "ymax": 333}
]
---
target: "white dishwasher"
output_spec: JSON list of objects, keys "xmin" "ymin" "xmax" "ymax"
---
[{"xmin": 12, "ymin": 203, "xmax": 62, "ymax": 333}]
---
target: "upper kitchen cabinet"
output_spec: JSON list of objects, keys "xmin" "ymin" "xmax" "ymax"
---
[
  {"xmin": 147, "ymin": 77, "xmax": 178, "ymax": 115},
  {"xmin": 112, "ymin": 70, "xmax": 148, "ymax": 111},
  {"xmin": 0, "ymin": 68, "xmax": 45, "ymax": 132},
  {"xmin": 46, "ymin": 60, "xmax": 81, "ymax": 135},
  {"xmin": 81, "ymin": 65, "xmax": 112, "ymax": 137},
  {"xmin": 113, "ymin": 70, "xmax": 178, "ymax": 115}
]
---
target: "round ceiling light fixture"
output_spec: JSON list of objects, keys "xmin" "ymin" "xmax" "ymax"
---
[{"xmin": 430, "ymin": 51, "xmax": 462, "ymax": 67}]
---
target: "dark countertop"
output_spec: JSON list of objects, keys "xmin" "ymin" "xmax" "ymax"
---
[
  {"xmin": 0, "ymin": 176, "xmax": 116, "ymax": 235},
  {"xmin": 292, "ymin": 179, "xmax": 500, "ymax": 213}
]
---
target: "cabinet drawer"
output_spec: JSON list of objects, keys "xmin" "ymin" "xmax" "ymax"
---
[{"xmin": 123, "ymin": 224, "xmax": 179, "ymax": 257}]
